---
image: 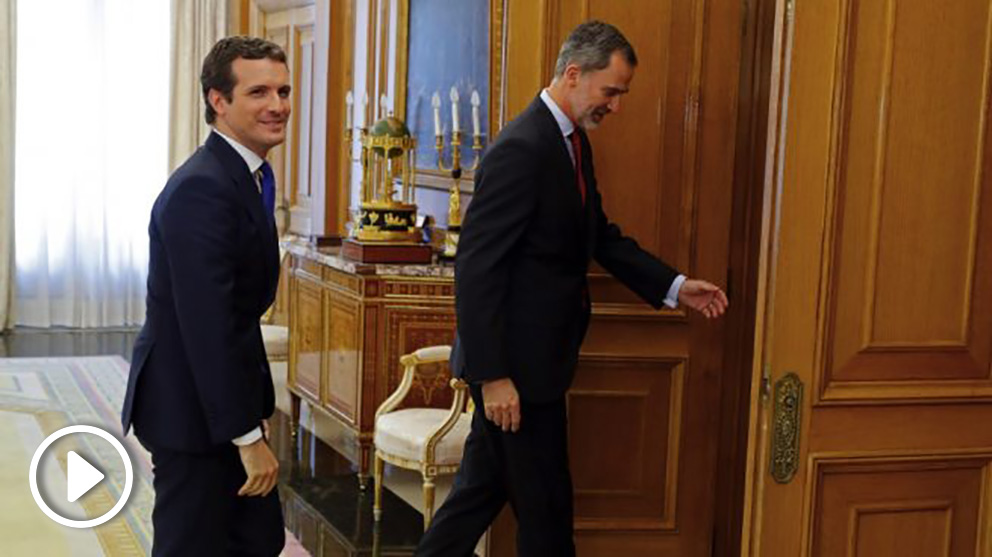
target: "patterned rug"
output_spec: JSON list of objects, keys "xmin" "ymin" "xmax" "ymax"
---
[{"xmin": 0, "ymin": 356, "xmax": 309, "ymax": 556}]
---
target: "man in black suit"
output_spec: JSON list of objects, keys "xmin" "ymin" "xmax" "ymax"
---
[
  {"xmin": 121, "ymin": 36, "xmax": 290, "ymax": 556},
  {"xmin": 416, "ymin": 21, "xmax": 729, "ymax": 556}
]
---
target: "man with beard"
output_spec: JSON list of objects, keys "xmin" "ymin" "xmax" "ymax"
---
[{"xmin": 415, "ymin": 20, "xmax": 729, "ymax": 556}]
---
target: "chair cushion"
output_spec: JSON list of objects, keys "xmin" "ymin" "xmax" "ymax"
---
[
  {"xmin": 261, "ymin": 324, "xmax": 289, "ymax": 361},
  {"xmin": 375, "ymin": 408, "xmax": 471, "ymax": 465}
]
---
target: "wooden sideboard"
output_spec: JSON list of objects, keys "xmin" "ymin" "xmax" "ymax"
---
[{"xmin": 284, "ymin": 239, "xmax": 457, "ymax": 485}]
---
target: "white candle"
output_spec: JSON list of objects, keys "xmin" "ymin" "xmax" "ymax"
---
[
  {"xmin": 471, "ymin": 90, "xmax": 481, "ymax": 137},
  {"xmin": 362, "ymin": 92, "xmax": 369, "ymax": 127},
  {"xmin": 432, "ymin": 91, "xmax": 442, "ymax": 136},
  {"xmin": 380, "ymin": 94, "xmax": 389, "ymax": 117},
  {"xmin": 345, "ymin": 91, "xmax": 354, "ymax": 130},
  {"xmin": 450, "ymin": 86, "xmax": 460, "ymax": 133}
]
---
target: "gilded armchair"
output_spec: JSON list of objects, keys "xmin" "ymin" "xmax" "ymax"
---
[{"xmin": 373, "ymin": 345, "xmax": 473, "ymax": 530}]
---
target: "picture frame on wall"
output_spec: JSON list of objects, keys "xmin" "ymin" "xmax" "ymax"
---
[{"xmin": 396, "ymin": 0, "xmax": 505, "ymax": 191}]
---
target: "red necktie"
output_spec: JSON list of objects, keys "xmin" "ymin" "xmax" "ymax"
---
[{"xmin": 569, "ymin": 131, "xmax": 587, "ymax": 206}]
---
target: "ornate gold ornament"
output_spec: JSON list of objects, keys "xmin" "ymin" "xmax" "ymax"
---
[
  {"xmin": 770, "ymin": 372, "xmax": 803, "ymax": 484},
  {"xmin": 353, "ymin": 115, "xmax": 422, "ymax": 243}
]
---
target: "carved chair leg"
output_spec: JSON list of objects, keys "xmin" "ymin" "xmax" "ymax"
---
[
  {"xmin": 422, "ymin": 475, "xmax": 436, "ymax": 531},
  {"xmin": 373, "ymin": 455, "xmax": 385, "ymax": 522}
]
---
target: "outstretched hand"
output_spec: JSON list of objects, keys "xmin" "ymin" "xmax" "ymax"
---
[{"xmin": 678, "ymin": 279, "xmax": 729, "ymax": 319}]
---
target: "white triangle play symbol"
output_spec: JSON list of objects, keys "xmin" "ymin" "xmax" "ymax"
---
[{"xmin": 67, "ymin": 451, "xmax": 105, "ymax": 503}]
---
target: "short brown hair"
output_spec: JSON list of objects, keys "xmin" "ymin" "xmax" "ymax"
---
[{"xmin": 200, "ymin": 36, "xmax": 288, "ymax": 124}]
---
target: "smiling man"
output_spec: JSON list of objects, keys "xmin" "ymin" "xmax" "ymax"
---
[
  {"xmin": 121, "ymin": 36, "xmax": 290, "ymax": 556},
  {"xmin": 416, "ymin": 21, "xmax": 729, "ymax": 556}
]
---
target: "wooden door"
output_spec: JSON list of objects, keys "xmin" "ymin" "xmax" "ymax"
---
[
  {"xmin": 490, "ymin": 0, "xmax": 747, "ymax": 554},
  {"xmin": 744, "ymin": 0, "xmax": 992, "ymax": 555}
]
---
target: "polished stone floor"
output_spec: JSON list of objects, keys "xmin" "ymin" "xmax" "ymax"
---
[{"xmin": 1, "ymin": 327, "xmax": 425, "ymax": 556}]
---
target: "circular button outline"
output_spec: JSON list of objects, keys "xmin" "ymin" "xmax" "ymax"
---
[{"xmin": 29, "ymin": 425, "xmax": 134, "ymax": 528}]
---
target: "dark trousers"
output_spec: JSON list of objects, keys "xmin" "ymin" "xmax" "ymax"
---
[
  {"xmin": 141, "ymin": 439, "xmax": 285, "ymax": 557},
  {"xmin": 415, "ymin": 389, "xmax": 575, "ymax": 557}
]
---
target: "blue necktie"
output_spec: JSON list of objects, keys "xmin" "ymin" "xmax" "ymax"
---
[{"xmin": 259, "ymin": 161, "xmax": 276, "ymax": 224}]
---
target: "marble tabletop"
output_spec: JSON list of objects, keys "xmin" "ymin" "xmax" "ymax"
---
[{"xmin": 281, "ymin": 236, "xmax": 455, "ymax": 278}]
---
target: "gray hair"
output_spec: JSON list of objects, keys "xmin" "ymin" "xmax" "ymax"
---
[{"xmin": 553, "ymin": 20, "xmax": 637, "ymax": 78}]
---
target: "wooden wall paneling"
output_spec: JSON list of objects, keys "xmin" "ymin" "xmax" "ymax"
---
[
  {"xmin": 810, "ymin": 456, "xmax": 988, "ymax": 557},
  {"xmin": 230, "ymin": 0, "xmax": 251, "ymax": 34},
  {"xmin": 816, "ymin": 0, "xmax": 992, "ymax": 403},
  {"xmin": 502, "ymin": 0, "xmax": 552, "ymax": 126},
  {"xmin": 744, "ymin": 0, "xmax": 992, "ymax": 555},
  {"xmin": 321, "ymin": 0, "xmax": 356, "ymax": 237},
  {"xmin": 568, "ymin": 357, "xmax": 685, "ymax": 529}
]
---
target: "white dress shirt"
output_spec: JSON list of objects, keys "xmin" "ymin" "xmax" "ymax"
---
[{"xmin": 538, "ymin": 90, "xmax": 686, "ymax": 308}]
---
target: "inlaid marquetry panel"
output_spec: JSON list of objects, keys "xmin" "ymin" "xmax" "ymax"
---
[
  {"xmin": 381, "ymin": 281, "xmax": 455, "ymax": 300},
  {"xmin": 291, "ymin": 272, "xmax": 323, "ymax": 400},
  {"xmin": 383, "ymin": 306, "xmax": 457, "ymax": 410},
  {"xmin": 323, "ymin": 291, "xmax": 361, "ymax": 423},
  {"xmin": 810, "ymin": 457, "xmax": 988, "ymax": 557},
  {"xmin": 322, "ymin": 268, "xmax": 362, "ymax": 296},
  {"xmin": 819, "ymin": 0, "xmax": 992, "ymax": 401},
  {"xmin": 568, "ymin": 358, "xmax": 684, "ymax": 530}
]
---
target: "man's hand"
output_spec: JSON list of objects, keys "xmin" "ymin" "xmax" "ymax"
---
[
  {"xmin": 482, "ymin": 377, "xmax": 521, "ymax": 433},
  {"xmin": 238, "ymin": 438, "xmax": 279, "ymax": 497},
  {"xmin": 678, "ymin": 279, "xmax": 729, "ymax": 319}
]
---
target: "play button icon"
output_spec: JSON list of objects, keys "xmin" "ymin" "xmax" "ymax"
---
[
  {"xmin": 66, "ymin": 450, "xmax": 106, "ymax": 503},
  {"xmin": 29, "ymin": 425, "xmax": 133, "ymax": 528}
]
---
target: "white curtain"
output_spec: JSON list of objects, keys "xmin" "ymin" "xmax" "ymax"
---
[
  {"xmin": 169, "ymin": 0, "xmax": 227, "ymax": 171},
  {"xmin": 14, "ymin": 0, "xmax": 170, "ymax": 327},
  {"xmin": 0, "ymin": 0, "xmax": 15, "ymax": 330}
]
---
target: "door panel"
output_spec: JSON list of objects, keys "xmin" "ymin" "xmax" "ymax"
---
[{"xmin": 746, "ymin": 0, "xmax": 992, "ymax": 555}]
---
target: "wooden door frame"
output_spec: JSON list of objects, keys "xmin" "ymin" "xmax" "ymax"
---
[{"xmin": 712, "ymin": 0, "xmax": 783, "ymax": 555}]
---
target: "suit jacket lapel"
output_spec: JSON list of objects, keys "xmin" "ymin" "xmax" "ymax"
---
[
  {"xmin": 204, "ymin": 133, "xmax": 280, "ymax": 305},
  {"xmin": 530, "ymin": 97, "xmax": 586, "ymax": 216}
]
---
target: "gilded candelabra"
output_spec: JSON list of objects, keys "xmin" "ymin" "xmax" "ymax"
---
[{"xmin": 434, "ymin": 88, "xmax": 484, "ymax": 259}]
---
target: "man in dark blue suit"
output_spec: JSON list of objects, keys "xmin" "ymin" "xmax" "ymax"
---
[
  {"xmin": 121, "ymin": 36, "xmax": 290, "ymax": 556},
  {"xmin": 417, "ymin": 21, "xmax": 729, "ymax": 556}
]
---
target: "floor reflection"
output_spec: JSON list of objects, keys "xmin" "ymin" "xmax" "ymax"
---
[{"xmin": 270, "ymin": 411, "xmax": 423, "ymax": 556}]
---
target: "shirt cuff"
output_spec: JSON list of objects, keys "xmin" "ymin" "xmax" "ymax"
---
[
  {"xmin": 664, "ymin": 274, "xmax": 687, "ymax": 309},
  {"xmin": 231, "ymin": 426, "xmax": 263, "ymax": 446}
]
